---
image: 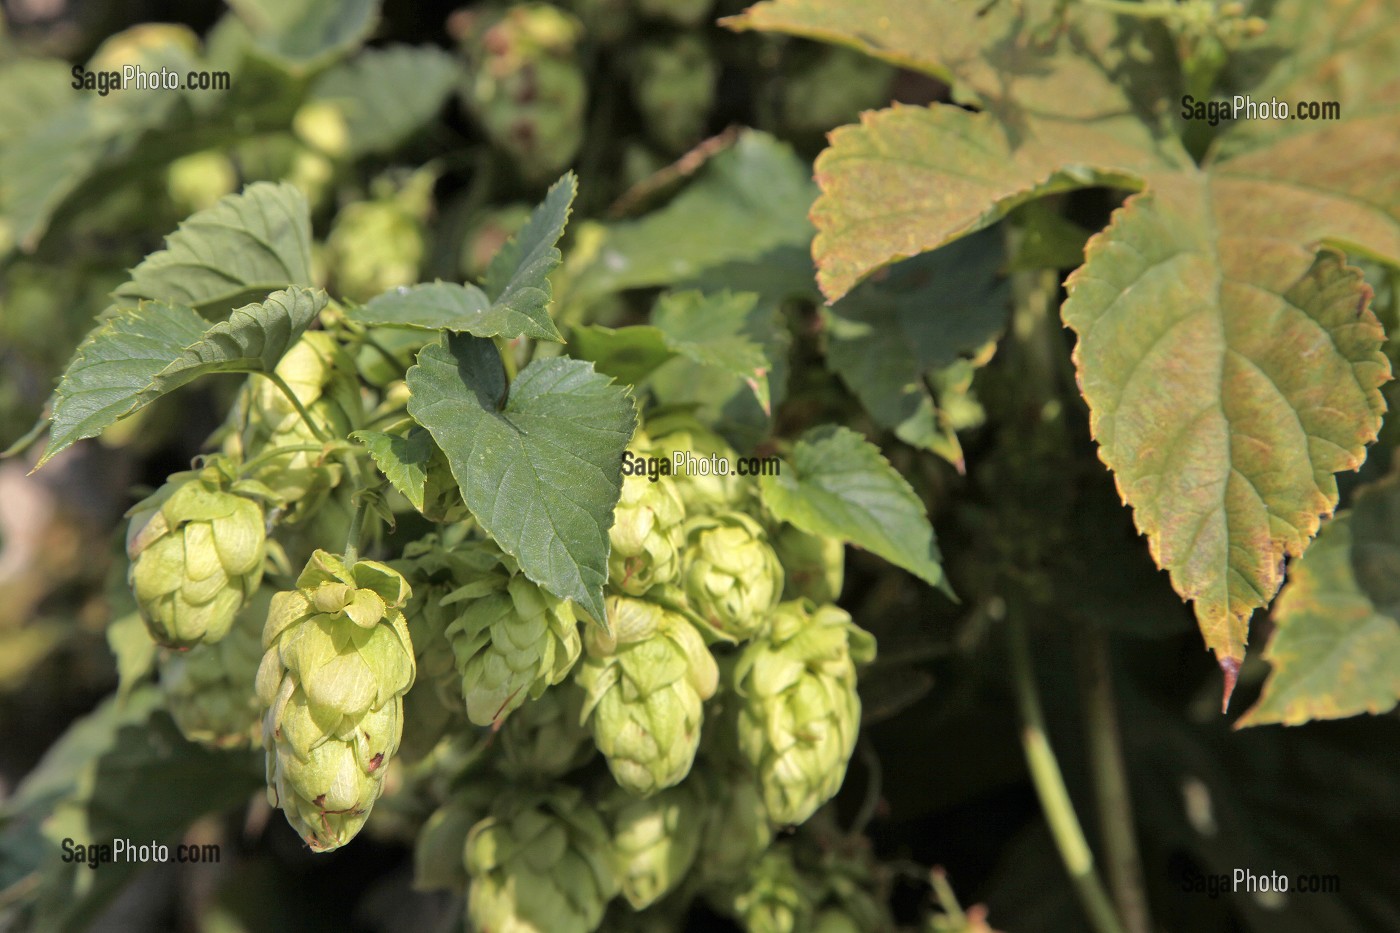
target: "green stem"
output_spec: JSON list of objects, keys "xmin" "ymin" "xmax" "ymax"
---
[
  {"xmin": 261, "ymin": 372, "xmax": 332, "ymax": 444},
  {"xmin": 1007, "ymin": 603, "xmax": 1127, "ymax": 933},
  {"xmin": 343, "ymin": 497, "xmax": 368, "ymax": 565},
  {"xmin": 239, "ymin": 443, "xmax": 329, "ymax": 477},
  {"xmin": 1076, "ymin": 622, "xmax": 1152, "ymax": 933}
]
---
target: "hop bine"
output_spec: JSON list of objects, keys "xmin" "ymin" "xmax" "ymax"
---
[
  {"xmin": 443, "ymin": 542, "xmax": 582, "ymax": 726},
  {"xmin": 256, "ymin": 550, "xmax": 416, "ymax": 852},
  {"xmin": 575, "ymin": 595, "xmax": 718, "ymax": 797},
  {"xmin": 735, "ymin": 601, "xmax": 876, "ymax": 825},
  {"xmin": 126, "ymin": 456, "xmax": 271, "ymax": 649}
]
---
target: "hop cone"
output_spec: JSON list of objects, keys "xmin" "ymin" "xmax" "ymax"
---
[
  {"xmin": 729, "ymin": 846, "xmax": 815, "ymax": 933},
  {"xmin": 497, "ymin": 681, "xmax": 595, "ymax": 779},
  {"xmin": 694, "ymin": 764, "xmax": 773, "ymax": 887},
  {"xmin": 415, "ymin": 789, "xmax": 493, "ymax": 892},
  {"xmin": 609, "ymin": 781, "xmax": 705, "ymax": 909},
  {"xmin": 256, "ymin": 550, "xmax": 416, "ymax": 852},
  {"xmin": 772, "ymin": 525, "xmax": 845, "ymax": 604},
  {"xmin": 682, "ymin": 512, "xmax": 783, "ymax": 641},
  {"xmin": 445, "ymin": 544, "xmax": 582, "ymax": 726},
  {"xmin": 642, "ymin": 412, "xmax": 753, "ymax": 515},
  {"xmin": 231, "ymin": 332, "xmax": 359, "ymax": 518},
  {"xmin": 160, "ymin": 588, "xmax": 268, "ymax": 748},
  {"xmin": 126, "ymin": 457, "xmax": 267, "ymax": 648},
  {"xmin": 465, "ymin": 787, "xmax": 620, "ymax": 933},
  {"xmin": 575, "ymin": 595, "xmax": 717, "ymax": 796},
  {"xmin": 609, "ymin": 471, "xmax": 687, "ymax": 596},
  {"xmin": 735, "ymin": 601, "xmax": 876, "ymax": 825}
]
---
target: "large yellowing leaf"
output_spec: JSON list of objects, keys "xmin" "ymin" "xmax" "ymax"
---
[
  {"xmin": 737, "ymin": 0, "xmax": 1400, "ymax": 696},
  {"xmin": 1239, "ymin": 478, "xmax": 1400, "ymax": 727}
]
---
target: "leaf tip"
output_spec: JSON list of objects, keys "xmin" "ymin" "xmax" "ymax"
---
[{"xmin": 1218, "ymin": 653, "xmax": 1242, "ymax": 713}]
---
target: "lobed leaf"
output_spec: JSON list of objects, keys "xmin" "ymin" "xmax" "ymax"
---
[
  {"xmin": 352, "ymin": 281, "xmax": 560, "ymax": 341},
  {"xmin": 37, "ymin": 286, "xmax": 326, "ymax": 468},
  {"xmin": 405, "ymin": 334, "xmax": 637, "ymax": 624},
  {"xmin": 759, "ymin": 425, "xmax": 946, "ymax": 591},
  {"xmin": 351, "ymin": 426, "xmax": 435, "ymax": 511},
  {"xmin": 115, "ymin": 181, "xmax": 314, "ymax": 317},
  {"xmin": 480, "ymin": 172, "xmax": 577, "ymax": 340}
]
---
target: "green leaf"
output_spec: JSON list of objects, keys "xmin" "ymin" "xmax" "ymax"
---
[
  {"xmin": 480, "ymin": 172, "xmax": 577, "ymax": 338},
  {"xmin": 573, "ymin": 132, "xmax": 816, "ymax": 303},
  {"xmin": 114, "ymin": 182, "xmax": 314, "ymax": 317},
  {"xmin": 228, "ymin": 0, "xmax": 379, "ymax": 66},
  {"xmin": 1240, "ymin": 485, "xmax": 1400, "ymax": 727},
  {"xmin": 351, "ymin": 426, "xmax": 434, "ymax": 511},
  {"xmin": 823, "ymin": 230, "xmax": 1008, "ymax": 464},
  {"xmin": 106, "ymin": 612, "xmax": 158, "ymax": 701},
  {"xmin": 570, "ymin": 325, "xmax": 677, "ymax": 386},
  {"xmin": 38, "ymin": 286, "xmax": 325, "ymax": 468},
  {"xmin": 759, "ymin": 425, "xmax": 946, "ymax": 591},
  {"xmin": 405, "ymin": 334, "xmax": 637, "ymax": 624},
  {"xmin": 352, "ymin": 281, "xmax": 560, "ymax": 341},
  {"xmin": 307, "ymin": 44, "xmax": 458, "ymax": 157}
]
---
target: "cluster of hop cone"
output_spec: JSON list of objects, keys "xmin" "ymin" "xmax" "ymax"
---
[{"xmin": 127, "ymin": 331, "xmax": 881, "ymax": 933}]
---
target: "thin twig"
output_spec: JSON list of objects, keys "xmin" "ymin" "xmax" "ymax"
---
[{"xmin": 606, "ymin": 126, "xmax": 742, "ymax": 218}]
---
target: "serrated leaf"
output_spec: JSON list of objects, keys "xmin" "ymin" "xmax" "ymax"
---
[
  {"xmin": 307, "ymin": 44, "xmax": 458, "ymax": 157},
  {"xmin": 351, "ymin": 281, "xmax": 560, "ymax": 340},
  {"xmin": 351, "ymin": 426, "xmax": 434, "ymax": 511},
  {"xmin": 759, "ymin": 425, "xmax": 946, "ymax": 591},
  {"xmin": 1239, "ymin": 492, "xmax": 1400, "ymax": 727},
  {"xmin": 114, "ymin": 182, "xmax": 314, "ymax": 317},
  {"xmin": 574, "ymin": 132, "xmax": 816, "ymax": 303},
  {"xmin": 405, "ymin": 334, "xmax": 637, "ymax": 623},
  {"xmin": 570, "ymin": 325, "xmax": 677, "ymax": 385},
  {"xmin": 480, "ymin": 172, "xmax": 576, "ymax": 338},
  {"xmin": 38, "ymin": 286, "xmax": 325, "ymax": 468},
  {"xmin": 228, "ymin": 0, "xmax": 379, "ymax": 66},
  {"xmin": 653, "ymin": 291, "xmax": 772, "ymax": 413},
  {"xmin": 823, "ymin": 229, "xmax": 1008, "ymax": 463}
]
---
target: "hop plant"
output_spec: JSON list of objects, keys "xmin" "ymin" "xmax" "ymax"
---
[
  {"xmin": 772, "ymin": 525, "xmax": 845, "ymax": 604},
  {"xmin": 609, "ymin": 471, "xmax": 687, "ymax": 596},
  {"xmin": 735, "ymin": 601, "xmax": 876, "ymax": 825},
  {"xmin": 126, "ymin": 456, "xmax": 269, "ymax": 648},
  {"xmin": 324, "ymin": 171, "xmax": 434, "ymax": 302},
  {"xmin": 159, "ymin": 588, "xmax": 268, "ymax": 748},
  {"xmin": 230, "ymin": 331, "xmax": 360, "ymax": 518},
  {"xmin": 497, "ymin": 681, "xmax": 595, "ymax": 779},
  {"xmin": 642, "ymin": 412, "xmax": 754, "ymax": 515},
  {"xmin": 629, "ymin": 36, "xmax": 717, "ymax": 153},
  {"xmin": 444, "ymin": 543, "xmax": 582, "ymax": 726},
  {"xmin": 728, "ymin": 846, "xmax": 815, "ymax": 933},
  {"xmin": 608, "ymin": 781, "xmax": 706, "ymax": 910},
  {"xmin": 576, "ymin": 595, "xmax": 718, "ymax": 796},
  {"xmin": 256, "ymin": 550, "xmax": 416, "ymax": 852},
  {"xmin": 465, "ymin": 786, "xmax": 620, "ymax": 933},
  {"xmin": 694, "ymin": 762, "xmax": 774, "ymax": 887},
  {"xmin": 682, "ymin": 511, "xmax": 784, "ymax": 641}
]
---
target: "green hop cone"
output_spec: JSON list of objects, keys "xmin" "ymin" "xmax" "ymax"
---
[
  {"xmin": 682, "ymin": 512, "xmax": 783, "ymax": 641},
  {"xmin": 608, "ymin": 781, "xmax": 705, "ymax": 910},
  {"xmin": 126, "ymin": 457, "xmax": 268, "ymax": 649},
  {"xmin": 497, "ymin": 681, "xmax": 595, "ymax": 779},
  {"xmin": 576, "ymin": 595, "xmax": 718, "ymax": 796},
  {"xmin": 729, "ymin": 846, "xmax": 815, "ymax": 933},
  {"xmin": 812, "ymin": 909, "xmax": 864, "ymax": 933},
  {"xmin": 695, "ymin": 763, "xmax": 774, "ymax": 887},
  {"xmin": 160, "ymin": 588, "xmax": 269, "ymax": 747},
  {"xmin": 461, "ymin": 4, "xmax": 587, "ymax": 183},
  {"xmin": 415, "ymin": 790, "xmax": 492, "ymax": 892},
  {"xmin": 642, "ymin": 412, "xmax": 754, "ymax": 515},
  {"xmin": 325, "ymin": 199, "xmax": 426, "ymax": 303},
  {"xmin": 230, "ymin": 332, "xmax": 360, "ymax": 519},
  {"xmin": 772, "ymin": 525, "xmax": 845, "ymax": 604},
  {"xmin": 609, "ymin": 471, "xmax": 687, "ymax": 596},
  {"xmin": 444, "ymin": 543, "xmax": 582, "ymax": 726},
  {"xmin": 256, "ymin": 550, "xmax": 416, "ymax": 852},
  {"xmin": 629, "ymin": 36, "xmax": 717, "ymax": 152},
  {"xmin": 735, "ymin": 601, "xmax": 876, "ymax": 825},
  {"xmin": 465, "ymin": 786, "xmax": 620, "ymax": 933}
]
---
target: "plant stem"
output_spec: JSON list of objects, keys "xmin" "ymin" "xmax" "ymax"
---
[
  {"xmin": 1076, "ymin": 622, "xmax": 1152, "ymax": 933},
  {"xmin": 261, "ymin": 372, "xmax": 332, "ymax": 443},
  {"xmin": 239, "ymin": 443, "xmax": 329, "ymax": 477},
  {"xmin": 1007, "ymin": 603, "xmax": 1127, "ymax": 933},
  {"xmin": 343, "ymin": 498, "xmax": 368, "ymax": 565}
]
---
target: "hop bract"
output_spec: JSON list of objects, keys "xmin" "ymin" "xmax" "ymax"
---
[
  {"xmin": 642, "ymin": 412, "xmax": 754, "ymax": 515},
  {"xmin": 609, "ymin": 470, "xmax": 687, "ymax": 596},
  {"xmin": 160, "ymin": 588, "xmax": 268, "ymax": 748},
  {"xmin": 444, "ymin": 544, "xmax": 582, "ymax": 726},
  {"xmin": 576, "ymin": 595, "xmax": 718, "ymax": 796},
  {"xmin": 256, "ymin": 550, "xmax": 416, "ymax": 852},
  {"xmin": 735, "ymin": 601, "xmax": 876, "ymax": 825},
  {"xmin": 773, "ymin": 524, "xmax": 845, "ymax": 604},
  {"xmin": 682, "ymin": 511, "xmax": 783, "ymax": 641},
  {"xmin": 126, "ymin": 457, "xmax": 268, "ymax": 649},
  {"xmin": 728, "ymin": 846, "xmax": 815, "ymax": 933},
  {"xmin": 609, "ymin": 781, "xmax": 706, "ymax": 910},
  {"xmin": 465, "ymin": 787, "xmax": 620, "ymax": 933}
]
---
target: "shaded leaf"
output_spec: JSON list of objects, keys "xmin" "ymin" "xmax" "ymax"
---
[
  {"xmin": 38, "ymin": 286, "xmax": 326, "ymax": 468},
  {"xmin": 352, "ymin": 281, "xmax": 559, "ymax": 340},
  {"xmin": 570, "ymin": 325, "xmax": 677, "ymax": 386},
  {"xmin": 114, "ymin": 182, "xmax": 314, "ymax": 317},
  {"xmin": 653, "ymin": 291, "xmax": 772, "ymax": 413},
  {"xmin": 759, "ymin": 425, "xmax": 946, "ymax": 591},
  {"xmin": 307, "ymin": 44, "xmax": 458, "ymax": 157},
  {"xmin": 405, "ymin": 334, "xmax": 637, "ymax": 623},
  {"xmin": 351, "ymin": 426, "xmax": 434, "ymax": 511}
]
